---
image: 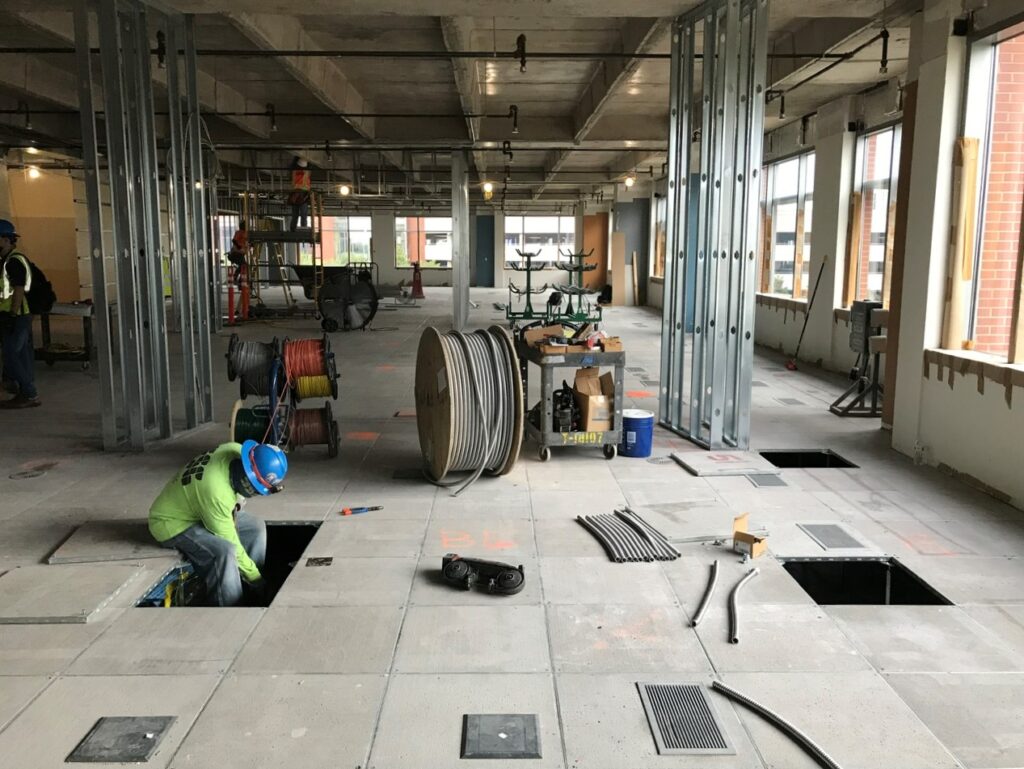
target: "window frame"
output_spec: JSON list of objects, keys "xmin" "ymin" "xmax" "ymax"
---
[
  {"xmin": 395, "ymin": 215, "xmax": 454, "ymax": 270},
  {"xmin": 959, "ymin": 20, "xmax": 1024, "ymax": 362},
  {"xmin": 760, "ymin": 151, "xmax": 815, "ymax": 298},
  {"xmin": 502, "ymin": 214, "xmax": 577, "ymax": 266},
  {"xmin": 299, "ymin": 214, "xmax": 372, "ymax": 267}
]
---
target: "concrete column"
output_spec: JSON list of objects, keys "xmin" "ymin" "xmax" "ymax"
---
[
  {"xmin": 891, "ymin": 0, "xmax": 967, "ymax": 456},
  {"xmin": 802, "ymin": 98, "xmax": 855, "ymax": 364}
]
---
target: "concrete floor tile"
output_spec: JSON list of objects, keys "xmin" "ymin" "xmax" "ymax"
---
[
  {"xmin": 767, "ymin": 521, "xmax": 886, "ymax": 559},
  {"xmin": 368, "ymin": 673, "xmax": 563, "ymax": 769},
  {"xmin": 0, "ymin": 563, "xmax": 142, "ymax": 624},
  {"xmin": 899, "ymin": 555, "xmax": 1024, "ymax": 605},
  {"xmin": 539, "ymin": 557, "xmax": 677, "ymax": 605},
  {"xmin": 556, "ymin": 672, "xmax": 763, "ymax": 769},
  {"xmin": 408, "ymin": 557, "xmax": 543, "ymax": 606},
  {"xmin": 233, "ymin": 607, "xmax": 402, "ymax": 673},
  {"xmin": 547, "ymin": 604, "xmax": 711, "ymax": 674},
  {"xmin": 170, "ymin": 674, "xmax": 386, "ymax": 769},
  {"xmin": 961, "ymin": 604, "xmax": 1024, "ymax": 655},
  {"xmin": 304, "ymin": 518, "xmax": 426, "ymax": 557},
  {"xmin": 430, "ymin": 491, "xmax": 532, "ymax": 519},
  {"xmin": 331, "ymin": 494, "xmax": 435, "ymax": 520},
  {"xmin": 529, "ymin": 490, "xmax": 627, "ymax": 519},
  {"xmin": 721, "ymin": 671, "xmax": 961, "ymax": 769},
  {"xmin": 827, "ymin": 605, "xmax": 1024, "ymax": 673},
  {"xmin": 662, "ymin": 553, "xmax": 816, "ymax": 616},
  {"xmin": 0, "ymin": 622, "xmax": 108, "ymax": 675},
  {"xmin": 394, "ymin": 605, "xmax": 550, "ymax": 673},
  {"xmin": 885, "ymin": 672, "xmax": 1024, "ymax": 768},
  {"xmin": 525, "ymin": 460, "xmax": 622, "ymax": 492},
  {"xmin": 0, "ymin": 674, "xmax": 219, "ymax": 769},
  {"xmin": 0, "ymin": 676, "xmax": 50, "ymax": 731},
  {"xmin": 273, "ymin": 556, "xmax": 416, "ymax": 607},
  {"xmin": 67, "ymin": 608, "xmax": 264, "ymax": 675},
  {"xmin": 422, "ymin": 517, "xmax": 536, "ymax": 558},
  {"xmin": 697, "ymin": 604, "xmax": 871, "ymax": 673},
  {"xmin": 534, "ymin": 518, "xmax": 609, "ymax": 558},
  {"xmin": 46, "ymin": 520, "xmax": 170, "ymax": 564}
]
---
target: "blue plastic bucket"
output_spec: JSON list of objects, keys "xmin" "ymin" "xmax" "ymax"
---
[{"xmin": 620, "ymin": 409, "xmax": 655, "ymax": 458}]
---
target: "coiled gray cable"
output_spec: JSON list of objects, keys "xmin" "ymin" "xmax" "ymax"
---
[
  {"xmin": 430, "ymin": 329, "xmax": 517, "ymax": 496},
  {"xmin": 728, "ymin": 567, "xmax": 759, "ymax": 644},
  {"xmin": 711, "ymin": 680, "xmax": 844, "ymax": 769},
  {"xmin": 691, "ymin": 559, "xmax": 719, "ymax": 628},
  {"xmin": 229, "ymin": 339, "xmax": 278, "ymax": 397}
]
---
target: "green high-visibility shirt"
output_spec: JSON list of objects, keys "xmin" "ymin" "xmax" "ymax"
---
[{"xmin": 148, "ymin": 442, "xmax": 261, "ymax": 582}]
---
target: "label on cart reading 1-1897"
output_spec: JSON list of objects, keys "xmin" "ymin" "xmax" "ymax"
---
[{"xmin": 559, "ymin": 432, "xmax": 603, "ymax": 445}]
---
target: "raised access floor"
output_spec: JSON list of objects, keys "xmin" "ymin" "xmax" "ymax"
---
[{"xmin": 0, "ymin": 288, "xmax": 1022, "ymax": 768}]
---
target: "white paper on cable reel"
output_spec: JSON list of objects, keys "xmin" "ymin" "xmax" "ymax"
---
[{"xmin": 437, "ymin": 367, "xmax": 448, "ymax": 396}]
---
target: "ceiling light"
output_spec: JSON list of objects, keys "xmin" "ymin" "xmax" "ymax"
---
[
  {"xmin": 624, "ymin": 175, "xmax": 636, "ymax": 188},
  {"xmin": 27, "ymin": 166, "xmax": 40, "ymax": 180},
  {"xmin": 25, "ymin": 146, "xmax": 39, "ymax": 155},
  {"xmin": 194, "ymin": 180, "xmax": 203, "ymax": 189},
  {"xmin": 339, "ymin": 184, "xmax": 351, "ymax": 196},
  {"xmin": 627, "ymin": 87, "xmax": 641, "ymax": 96},
  {"xmin": 483, "ymin": 181, "xmax": 494, "ymax": 193}
]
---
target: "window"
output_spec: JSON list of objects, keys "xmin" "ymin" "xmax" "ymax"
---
[
  {"xmin": 760, "ymin": 153, "xmax": 814, "ymax": 297},
  {"xmin": 503, "ymin": 215, "xmax": 575, "ymax": 265},
  {"xmin": 396, "ymin": 216, "xmax": 452, "ymax": 269},
  {"xmin": 847, "ymin": 126, "xmax": 901, "ymax": 305},
  {"xmin": 298, "ymin": 216, "xmax": 371, "ymax": 267},
  {"xmin": 962, "ymin": 25, "xmax": 1024, "ymax": 359},
  {"xmin": 215, "ymin": 214, "xmax": 240, "ymax": 264},
  {"xmin": 653, "ymin": 195, "xmax": 668, "ymax": 278}
]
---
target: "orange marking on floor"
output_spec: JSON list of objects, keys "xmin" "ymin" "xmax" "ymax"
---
[
  {"xmin": 376, "ymin": 364, "xmax": 397, "ymax": 372},
  {"xmin": 482, "ymin": 531, "xmax": 516, "ymax": 550},
  {"xmin": 344, "ymin": 431, "xmax": 380, "ymax": 441},
  {"xmin": 626, "ymin": 390, "xmax": 653, "ymax": 398},
  {"xmin": 440, "ymin": 530, "xmax": 474, "ymax": 548}
]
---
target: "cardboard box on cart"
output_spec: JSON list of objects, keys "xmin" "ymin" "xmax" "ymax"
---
[{"xmin": 573, "ymin": 367, "xmax": 616, "ymax": 431}]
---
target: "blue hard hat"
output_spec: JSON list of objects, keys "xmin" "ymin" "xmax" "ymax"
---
[
  {"xmin": 240, "ymin": 440, "xmax": 288, "ymax": 495},
  {"xmin": 0, "ymin": 219, "xmax": 15, "ymax": 239}
]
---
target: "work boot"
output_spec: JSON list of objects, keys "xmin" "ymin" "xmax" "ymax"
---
[{"xmin": 0, "ymin": 394, "xmax": 40, "ymax": 409}]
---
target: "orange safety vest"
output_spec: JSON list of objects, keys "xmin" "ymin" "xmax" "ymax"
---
[{"xmin": 291, "ymin": 169, "xmax": 311, "ymax": 192}]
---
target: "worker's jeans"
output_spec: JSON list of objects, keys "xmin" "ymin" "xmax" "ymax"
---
[
  {"xmin": 289, "ymin": 202, "xmax": 309, "ymax": 231},
  {"xmin": 160, "ymin": 512, "xmax": 266, "ymax": 607},
  {"xmin": 1, "ymin": 315, "xmax": 36, "ymax": 399}
]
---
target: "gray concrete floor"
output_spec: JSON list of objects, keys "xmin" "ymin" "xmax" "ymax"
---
[{"xmin": 1, "ymin": 288, "xmax": 1023, "ymax": 768}]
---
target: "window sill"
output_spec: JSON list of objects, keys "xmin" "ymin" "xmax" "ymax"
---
[
  {"xmin": 924, "ymin": 348, "xmax": 1024, "ymax": 402},
  {"xmin": 834, "ymin": 307, "xmax": 889, "ymax": 328},
  {"xmin": 756, "ymin": 293, "xmax": 807, "ymax": 313},
  {"xmin": 650, "ymin": 276, "xmax": 664, "ymax": 284}
]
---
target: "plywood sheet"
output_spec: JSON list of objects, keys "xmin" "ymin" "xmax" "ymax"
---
[
  {"xmin": 48, "ymin": 520, "xmax": 168, "ymax": 564},
  {"xmin": 0, "ymin": 564, "xmax": 142, "ymax": 624}
]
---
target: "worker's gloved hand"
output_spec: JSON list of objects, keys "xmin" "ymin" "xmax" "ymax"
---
[{"xmin": 246, "ymin": 577, "xmax": 268, "ymax": 603}]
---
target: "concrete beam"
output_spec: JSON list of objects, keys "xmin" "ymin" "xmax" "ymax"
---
[
  {"xmin": 535, "ymin": 17, "xmax": 670, "ymax": 198},
  {"xmin": 440, "ymin": 16, "xmax": 488, "ymax": 176}
]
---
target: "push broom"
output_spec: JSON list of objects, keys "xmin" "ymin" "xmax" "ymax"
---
[{"xmin": 785, "ymin": 255, "xmax": 827, "ymax": 372}]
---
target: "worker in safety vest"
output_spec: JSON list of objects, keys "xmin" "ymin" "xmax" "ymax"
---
[
  {"xmin": 149, "ymin": 441, "xmax": 288, "ymax": 606},
  {"xmin": 0, "ymin": 219, "xmax": 39, "ymax": 408},
  {"xmin": 288, "ymin": 156, "xmax": 312, "ymax": 232}
]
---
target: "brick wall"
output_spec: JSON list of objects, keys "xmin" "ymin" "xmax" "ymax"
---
[{"xmin": 974, "ymin": 35, "xmax": 1024, "ymax": 355}]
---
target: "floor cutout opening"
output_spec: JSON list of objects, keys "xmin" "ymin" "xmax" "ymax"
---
[
  {"xmin": 136, "ymin": 521, "xmax": 320, "ymax": 608},
  {"xmin": 781, "ymin": 557, "xmax": 952, "ymax": 605},
  {"xmin": 759, "ymin": 449, "xmax": 858, "ymax": 469}
]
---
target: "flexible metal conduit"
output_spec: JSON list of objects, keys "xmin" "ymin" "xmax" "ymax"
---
[
  {"xmin": 710, "ymin": 681, "xmax": 844, "ymax": 769},
  {"xmin": 728, "ymin": 568, "xmax": 759, "ymax": 644},
  {"xmin": 576, "ymin": 516, "xmax": 619, "ymax": 561},
  {"xmin": 691, "ymin": 560, "xmax": 719, "ymax": 628},
  {"xmin": 422, "ymin": 328, "xmax": 517, "ymax": 496},
  {"xmin": 618, "ymin": 507, "xmax": 681, "ymax": 559}
]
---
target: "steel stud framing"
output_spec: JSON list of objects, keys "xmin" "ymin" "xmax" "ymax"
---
[{"xmin": 660, "ymin": 0, "xmax": 768, "ymax": 449}]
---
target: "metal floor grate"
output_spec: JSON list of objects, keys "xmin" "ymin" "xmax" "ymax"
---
[
  {"xmin": 67, "ymin": 716, "xmax": 175, "ymax": 763},
  {"xmin": 637, "ymin": 683, "xmax": 733, "ymax": 755},
  {"xmin": 798, "ymin": 523, "xmax": 865, "ymax": 550},
  {"xmin": 747, "ymin": 473, "xmax": 787, "ymax": 487}
]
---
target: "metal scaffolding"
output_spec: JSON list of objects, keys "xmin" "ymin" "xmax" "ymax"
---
[
  {"xmin": 75, "ymin": 0, "xmax": 215, "ymax": 449},
  {"xmin": 659, "ymin": 0, "xmax": 768, "ymax": 449}
]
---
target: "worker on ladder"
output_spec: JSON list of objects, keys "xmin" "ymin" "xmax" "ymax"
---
[
  {"xmin": 288, "ymin": 156, "xmax": 311, "ymax": 232},
  {"xmin": 226, "ymin": 228, "xmax": 248, "ymax": 288},
  {"xmin": 148, "ymin": 440, "xmax": 288, "ymax": 606}
]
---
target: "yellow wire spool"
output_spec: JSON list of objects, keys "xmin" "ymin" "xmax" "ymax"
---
[{"xmin": 295, "ymin": 375, "xmax": 334, "ymax": 400}]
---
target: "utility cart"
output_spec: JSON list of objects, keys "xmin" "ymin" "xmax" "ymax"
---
[{"xmin": 515, "ymin": 337, "xmax": 624, "ymax": 462}]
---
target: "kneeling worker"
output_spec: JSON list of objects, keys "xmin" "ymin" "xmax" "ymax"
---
[{"xmin": 149, "ymin": 440, "xmax": 288, "ymax": 606}]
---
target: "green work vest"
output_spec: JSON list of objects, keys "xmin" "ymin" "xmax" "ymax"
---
[
  {"xmin": 148, "ymin": 442, "xmax": 261, "ymax": 582},
  {"xmin": 0, "ymin": 251, "xmax": 32, "ymax": 315}
]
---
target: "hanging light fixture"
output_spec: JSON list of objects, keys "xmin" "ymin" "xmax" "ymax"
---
[
  {"xmin": 26, "ymin": 166, "xmax": 41, "ymax": 180},
  {"xmin": 339, "ymin": 184, "xmax": 351, "ymax": 196},
  {"xmin": 624, "ymin": 175, "xmax": 636, "ymax": 189}
]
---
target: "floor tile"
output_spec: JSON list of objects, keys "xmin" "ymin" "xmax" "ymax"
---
[
  {"xmin": 0, "ymin": 676, "xmax": 50, "ymax": 731},
  {"xmin": 303, "ymin": 518, "xmax": 427, "ymax": 558},
  {"xmin": 539, "ymin": 557, "xmax": 677, "ymax": 605},
  {"xmin": 422, "ymin": 517, "xmax": 536, "ymax": 558},
  {"xmin": 233, "ymin": 607, "xmax": 402, "ymax": 673},
  {"xmin": 394, "ymin": 605, "xmax": 550, "ymax": 673},
  {"xmin": 408, "ymin": 557, "xmax": 543, "ymax": 606},
  {"xmin": 170, "ymin": 674, "xmax": 386, "ymax": 769},
  {"xmin": 0, "ymin": 622, "xmax": 108, "ymax": 675},
  {"xmin": 273, "ymin": 557, "xmax": 416, "ymax": 607}
]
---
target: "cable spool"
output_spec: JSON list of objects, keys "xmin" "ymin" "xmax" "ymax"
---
[
  {"xmin": 284, "ymin": 335, "xmax": 331, "ymax": 379},
  {"xmin": 239, "ymin": 356, "xmax": 287, "ymax": 400},
  {"xmin": 229, "ymin": 399, "xmax": 291, "ymax": 447},
  {"xmin": 415, "ymin": 326, "xmax": 523, "ymax": 495},
  {"xmin": 290, "ymin": 402, "xmax": 339, "ymax": 458},
  {"xmin": 226, "ymin": 334, "xmax": 277, "ymax": 382},
  {"xmin": 292, "ymin": 352, "xmax": 338, "ymax": 402}
]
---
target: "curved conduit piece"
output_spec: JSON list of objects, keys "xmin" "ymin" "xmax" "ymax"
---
[
  {"xmin": 691, "ymin": 560, "xmax": 719, "ymax": 628},
  {"xmin": 728, "ymin": 567, "xmax": 759, "ymax": 644},
  {"xmin": 711, "ymin": 680, "xmax": 844, "ymax": 769}
]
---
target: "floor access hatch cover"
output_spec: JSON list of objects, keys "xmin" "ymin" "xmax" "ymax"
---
[
  {"xmin": 637, "ymin": 683, "xmax": 734, "ymax": 755},
  {"xmin": 66, "ymin": 716, "xmax": 175, "ymax": 763}
]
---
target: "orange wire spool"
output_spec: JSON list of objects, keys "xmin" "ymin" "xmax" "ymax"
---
[
  {"xmin": 284, "ymin": 335, "xmax": 331, "ymax": 380},
  {"xmin": 289, "ymin": 402, "xmax": 339, "ymax": 458}
]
